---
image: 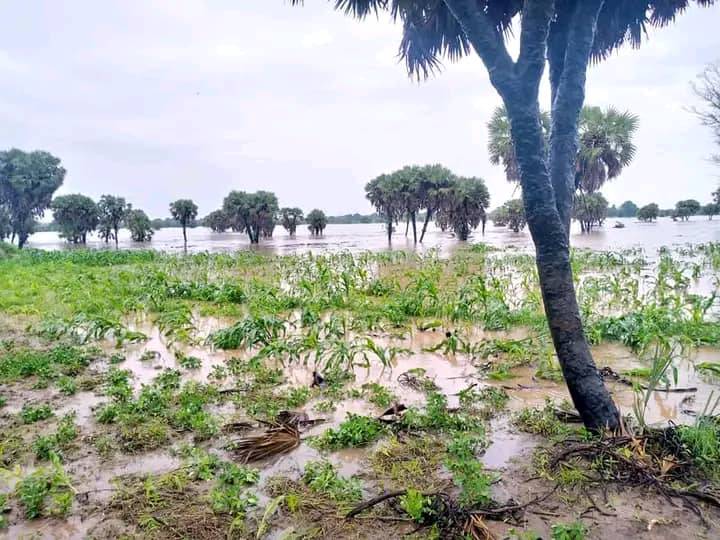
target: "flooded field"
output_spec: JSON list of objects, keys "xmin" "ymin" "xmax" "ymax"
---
[
  {"xmin": 1, "ymin": 242, "xmax": 720, "ymax": 539},
  {"xmin": 26, "ymin": 217, "xmax": 720, "ymax": 256}
]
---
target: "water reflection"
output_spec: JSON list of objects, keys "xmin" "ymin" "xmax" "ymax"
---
[{"xmin": 26, "ymin": 217, "xmax": 720, "ymax": 255}]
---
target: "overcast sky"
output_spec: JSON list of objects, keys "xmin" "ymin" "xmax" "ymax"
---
[{"xmin": 1, "ymin": 1, "xmax": 719, "ymax": 218}]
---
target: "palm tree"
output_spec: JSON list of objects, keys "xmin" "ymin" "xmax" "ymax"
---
[
  {"xmin": 417, "ymin": 164, "xmax": 454, "ymax": 242},
  {"xmin": 294, "ymin": 0, "xmax": 717, "ymax": 431},
  {"xmin": 435, "ymin": 177, "xmax": 490, "ymax": 240},
  {"xmin": 575, "ymin": 107, "xmax": 638, "ymax": 193},
  {"xmin": 365, "ymin": 174, "xmax": 401, "ymax": 244},
  {"xmin": 169, "ymin": 199, "xmax": 198, "ymax": 250},
  {"xmin": 488, "ymin": 106, "xmax": 550, "ymax": 183},
  {"xmin": 306, "ymin": 209, "xmax": 328, "ymax": 236}
]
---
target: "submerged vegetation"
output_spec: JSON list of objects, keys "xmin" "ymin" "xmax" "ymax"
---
[{"xmin": 0, "ymin": 242, "xmax": 719, "ymax": 537}]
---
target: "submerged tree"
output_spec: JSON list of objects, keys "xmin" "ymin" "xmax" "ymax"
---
[
  {"xmin": 51, "ymin": 194, "xmax": 98, "ymax": 244},
  {"xmin": 490, "ymin": 199, "xmax": 526, "ymax": 232},
  {"xmin": 292, "ymin": 0, "xmax": 716, "ymax": 431},
  {"xmin": 573, "ymin": 192, "xmax": 608, "ymax": 232},
  {"xmin": 126, "ymin": 209, "xmax": 154, "ymax": 242},
  {"xmin": 637, "ymin": 203, "xmax": 659, "ymax": 222},
  {"xmin": 97, "ymin": 195, "xmax": 129, "ymax": 247},
  {"xmin": 204, "ymin": 210, "xmax": 230, "ymax": 233},
  {"xmin": 702, "ymin": 202, "xmax": 719, "ymax": 220},
  {"xmin": 366, "ymin": 174, "xmax": 402, "ymax": 243},
  {"xmin": 169, "ymin": 199, "xmax": 198, "ymax": 250},
  {"xmin": 306, "ymin": 209, "xmax": 328, "ymax": 236},
  {"xmin": 674, "ymin": 199, "xmax": 701, "ymax": 221},
  {"xmin": 617, "ymin": 200, "xmax": 639, "ymax": 218},
  {"xmin": 0, "ymin": 149, "xmax": 65, "ymax": 248},
  {"xmin": 435, "ymin": 177, "xmax": 490, "ymax": 240},
  {"xmin": 280, "ymin": 207, "xmax": 304, "ymax": 236},
  {"xmin": 0, "ymin": 204, "xmax": 10, "ymax": 241},
  {"xmin": 417, "ymin": 164, "xmax": 455, "ymax": 242},
  {"xmin": 222, "ymin": 190, "xmax": 279, "ymax": 244}
]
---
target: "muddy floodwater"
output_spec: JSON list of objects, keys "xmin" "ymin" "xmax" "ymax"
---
[
  {"xmin": 27, "ymin": 217, "xmax": 720, "ymax": 255},
  {"xmin": 2, "ymin": 237, "xmax": 720, "ymax": 539}
]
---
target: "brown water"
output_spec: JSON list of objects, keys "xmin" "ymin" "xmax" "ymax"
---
[{"xmin": 26, "ymin": 217, "xmax": 720, "ymax": 256}]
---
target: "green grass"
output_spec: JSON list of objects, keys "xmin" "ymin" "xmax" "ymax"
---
[
  {"xmin": 302, "ymin": 460, "xmax": 362, "ymax": 502},
  {"xmin": 20, "ymin": 403, "xmax": 54, "ymax": 424},
  {"xmin": 312, "ymin": 414, "xmax": 387, "ymax": 450}
]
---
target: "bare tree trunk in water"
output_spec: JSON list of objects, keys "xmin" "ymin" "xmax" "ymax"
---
[
  {"xmin": 444, "ymin": 0, "xmax": 618, "ymax": 431},
  {"xmin": 419, "ymin": 208, "xmax": 433, "ymax": 242},
  {"xmin": 411, "ymin": 212, "xmax": 417, "ymax": 243},
  {"xmin": 404, "ymin": 215, "xmax": 409, "ymax": 236},
  {"xmin": 182, "ymin": 226, "xmax": 187, "ymax": 251},
  {"xmin": 387, "ymin": 217, "xmax": 393, "ymax": 244}
]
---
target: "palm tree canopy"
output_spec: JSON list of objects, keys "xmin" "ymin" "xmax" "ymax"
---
[
  {"xmin": 291, "ymin": 1, "xmax": 715, "ymax": 79},
  {"xmin": 576, "ymin": 106, "xmax": 639, "ymax": 193},
  {"xmin": 488, "ymin": 106, "xmax": 550, "ymax": 183}
]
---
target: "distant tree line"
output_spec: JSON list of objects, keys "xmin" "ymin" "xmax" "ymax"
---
[{"xmin": 607, "ymin": 191, "xmax": 720, "ymax": 222}]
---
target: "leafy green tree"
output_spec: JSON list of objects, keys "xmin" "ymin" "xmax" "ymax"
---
[
  {"xmin": 575, "ymin": 107, "xmax": 638, "ymax": 193},
  {"xmin": 292, "ymin": 0, "xmax": 716, "ymax": 431},
  {"xmin": 435, "ymin": 177, "xmax": 490, "ymax": 240},
  {"xmin": 573, "ymin": 192, "xmax": 608, "ymax": 232},
  {"xmin": 692, "ymin": 61, "xmax": 720, "ymax": 165},
  {"xmin": 280, "ymin": 207, "xmax": 304, "ymax": 236},
  {"xmin": 51, "ymin": 194, "xmax": 98, "ymax": 244},
  {"xmin": 222, "ymin": 191, "xmax": 279, "ymax": 244},
  {"xmin": 395, "ymin": 166, "xmax": 424, "ymax": 243},
  {"xmin": 0, "ymin": 149, "xmax": 65, "ymax": 248},
  {"xmin": 490, "ymin": 199, "xmax": 526, "ymax": 233},
  {"xmin": 204, "ymin": 210, "xmax": 230, "ymax": 233},
  {"xmin": 607, "ymin": 205, "xmax": 619, "ymax": 218},
  {"xmin": 366, "ymin": 174, "xmax": 403, "ymax": 243},
  {"xmin": 617, "ymin": 201, "xmax": 638, "ymax": 218},
  {"xmin": 97, "ymin": 195, "xmax": 129, "ymax": 247},
  {"xmin": 169, "ymin": 199, "xmax": 198, "ymax": 250},
  {"xmin": 306, "ymin": 209, "xmax": 328, "ymax": 236},
  {"xmin": 702, "ymin": 202, "xmax": 719, "ymax": 220},
  {"xmin": 126, "ymin": 209, "xmax": 153, "ymax": 242},
  {"xmin": 673, "ymin": 199, "xmax": 701, "ymax": 221},
  {"xmin": 713, "ymin": 186, "xmax": 720, "ymax": 205},
  {"xmin": 637, "ymin": 203, "xmax": 659, "ymax": 222}
]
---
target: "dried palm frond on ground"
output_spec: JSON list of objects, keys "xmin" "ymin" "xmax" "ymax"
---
[{"xmin": 229, "ymin": 422, "xmax": 300, "ymax": 463}]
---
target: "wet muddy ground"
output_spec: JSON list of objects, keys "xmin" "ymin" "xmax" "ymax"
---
[{"xmin": 1, "ymin": 244, "xmax": 720, "ymax": 539}]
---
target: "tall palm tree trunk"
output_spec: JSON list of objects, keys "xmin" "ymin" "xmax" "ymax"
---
[{"xmin": 411, "ymin": 212, "xmax": 417, "ymax": 243}]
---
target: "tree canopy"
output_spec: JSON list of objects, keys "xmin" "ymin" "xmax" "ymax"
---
[
  {"xmin": 306, "ymin": 209, "xmax": 328, "ymax": 236},
  {"xmin": 127, "ymin": 209, "xmax": 153, "ymax": 242},
  {"xmin": 204, "ymin": 210, "xmax": 230, "ymax": 233},
  {"xmin": 573, "ymin": 192, "xmax": 608, "ymax": 232},
  {"xmin": 222, "ymin": 190, "xmax": 279, "ymax": 244},
  {"xmin": 435, "ymin": 177, "xmax": 490, "ymax": 240},
  {"xmin": 98, "ymin": 195, "xmax": 130, "ymax": 247},
  {"xmin": 170, "ymin": 198, "xmax": 198, "ymax": 248},
  {"xmin": 51, "ymin": 194, "xmax": 98, "ymax": 244},
  {"xmin": 490, "ymin": 199, "xmax": 526, "ymax": 233},
  {"xmin": 674, "ymin": 199, "xmax": 701, "ymax": 221},
  {"xmin": 617, "ymin": 201, "xmax": 639, "ymax": 218},
  {"xmin": 280, "ymin": 207, "xmax": 304, "ymax": 236},
  {"xmin": 637, "ymin": 203, "xmax": 659, "ymax": 222},
  {"xmin": 0, "ymin": 149, "xmax": 65, "ymax": 248}
]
